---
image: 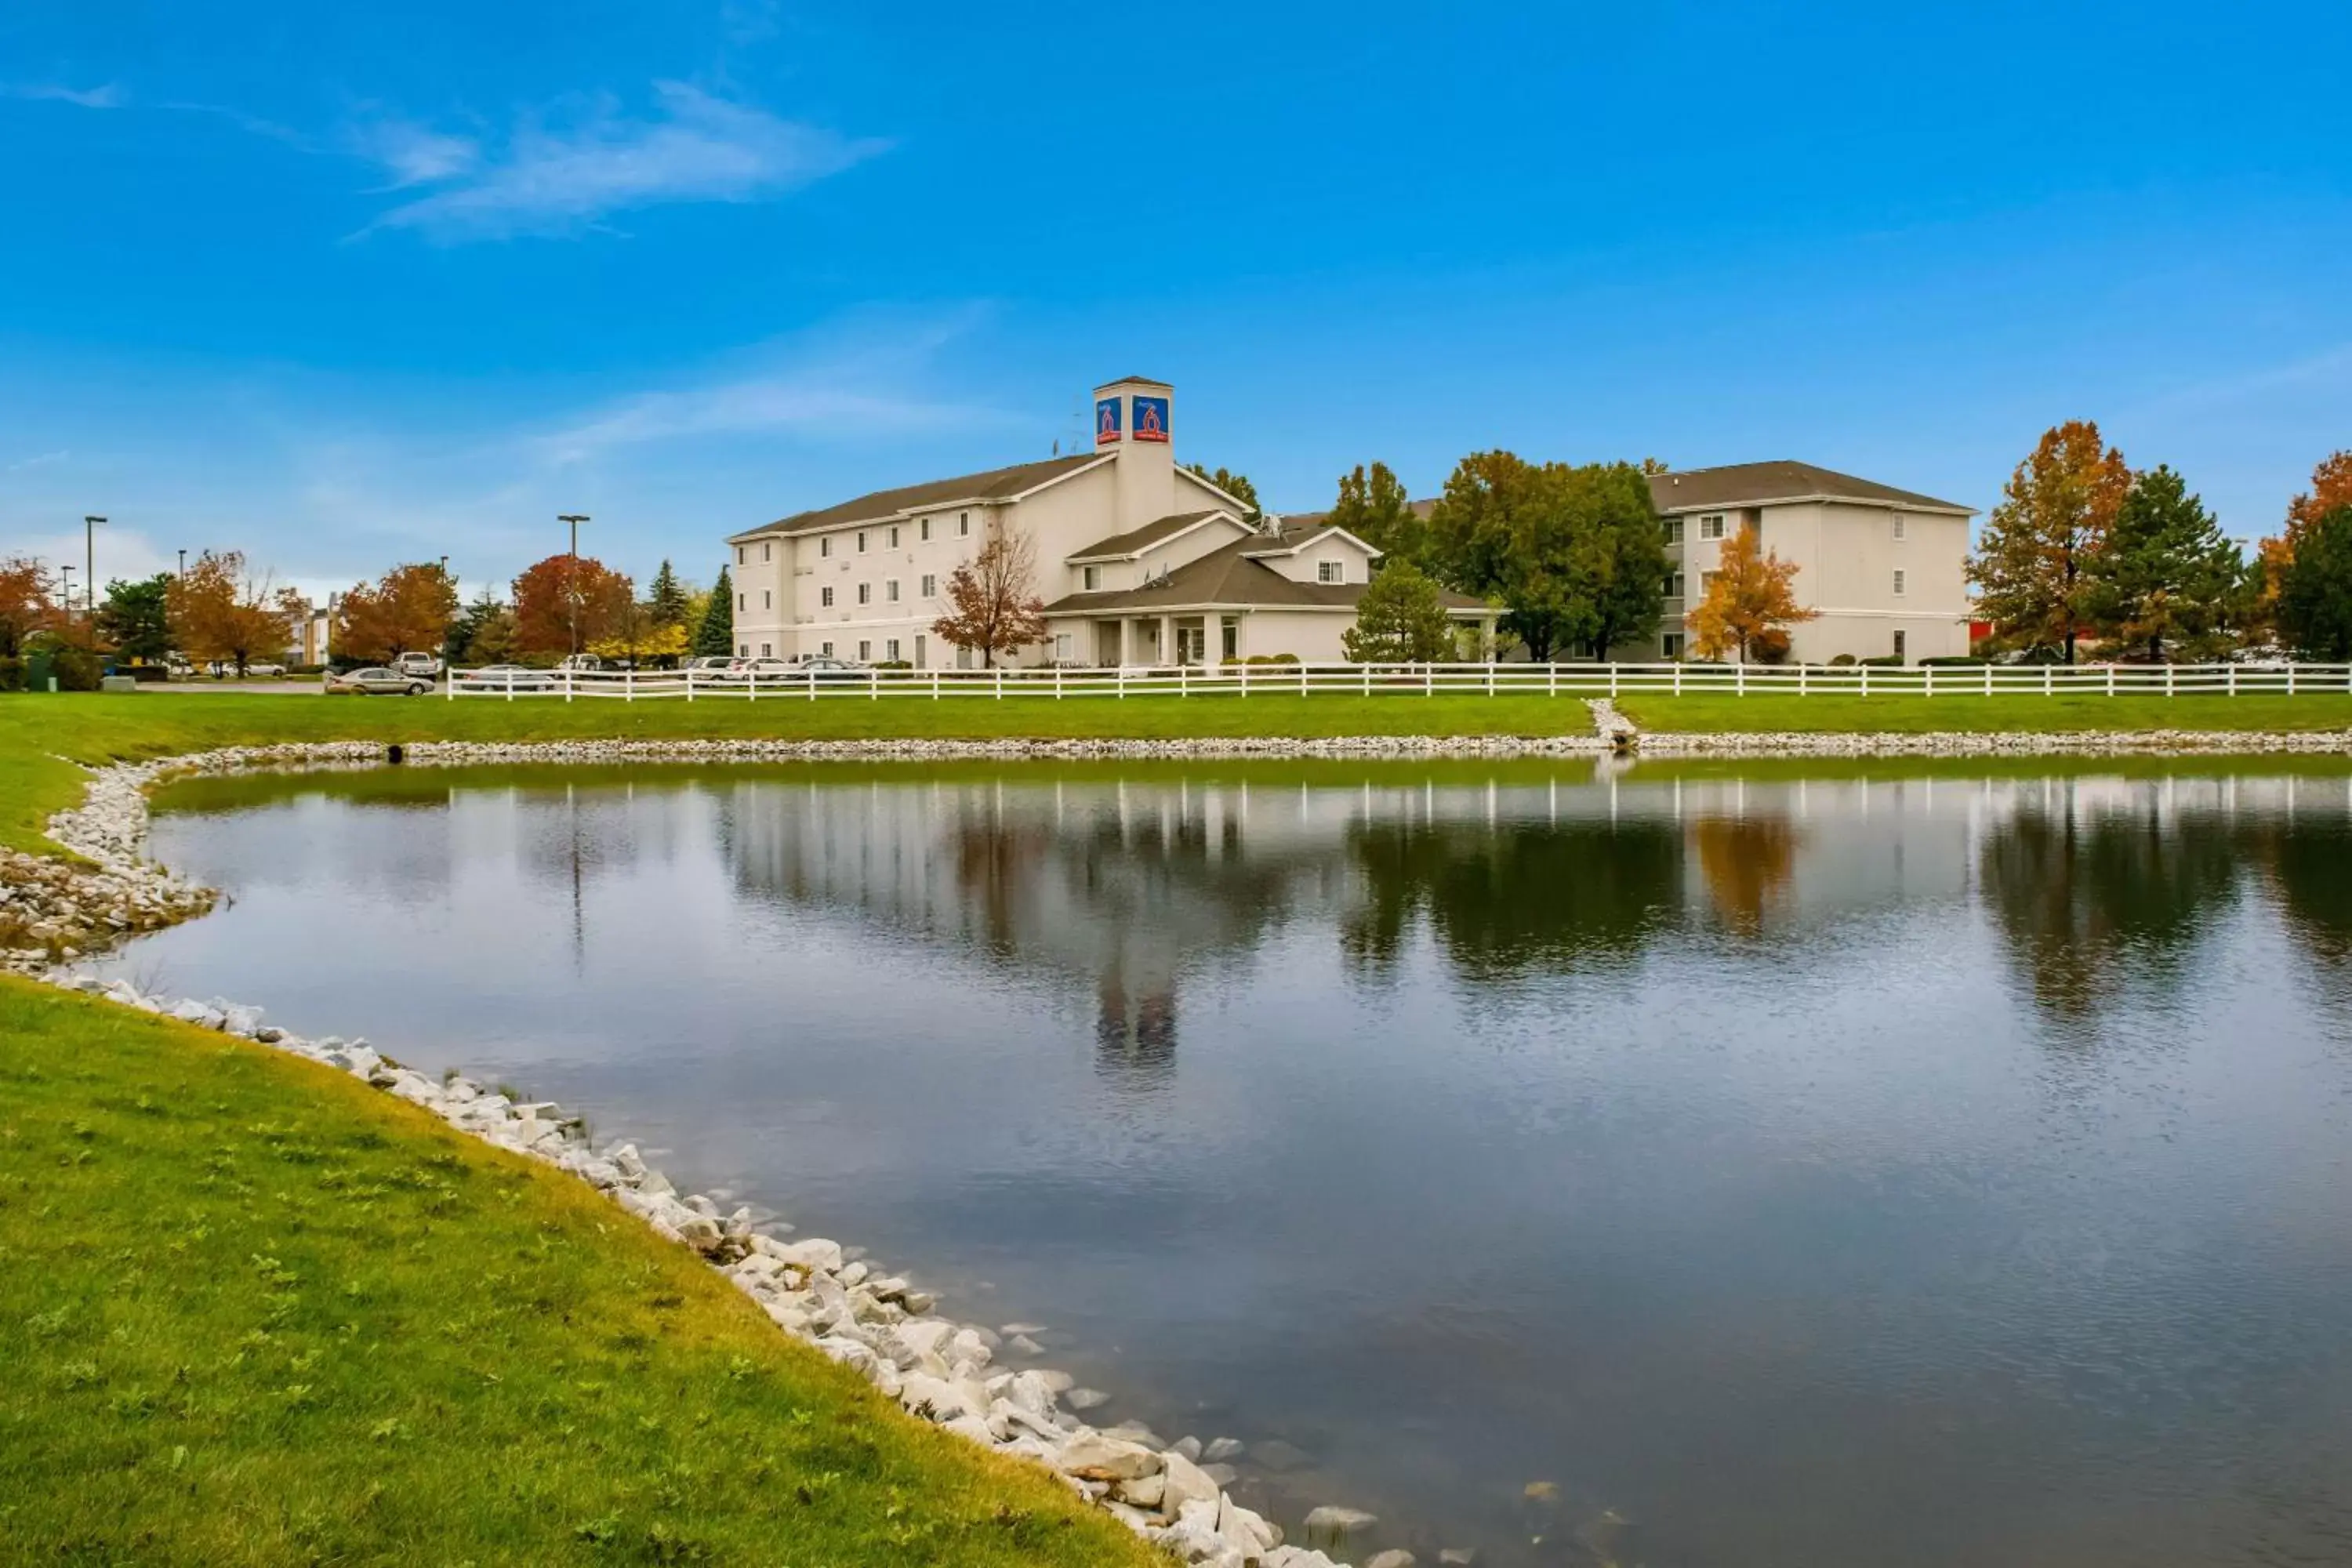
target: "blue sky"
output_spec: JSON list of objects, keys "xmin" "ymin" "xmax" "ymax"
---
[{"xmin": 2, "ymin": 1, "xmax": 2347, "ymax": 602}]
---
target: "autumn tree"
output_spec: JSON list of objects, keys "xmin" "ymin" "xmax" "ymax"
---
[
  {"xmin": 2255, "ymin": 450, "xmax": 2352, "ymax": 631},
  {"xmin": 0, "ymin": 557, "xmax": 63, "ymax": 658},
  {"xmin": 931, "ymin": 528, "xmax": 1047, "ymax": 668},
  {"xmin": 2278, "ymin": 506, "xmax": 2352, "ymax": 661},
  {"xmin": 1341, "ymin": 559, "xmax": 1456, "ymax": 662},
  {"xmin": 1185, "ymin": 463, "xmax": 1262, "ymax": 523},
  {"xmin": 1968, "ymin": 420, "xmax": 2132, "ymax": 662},
  {"xmin": 1327, "ymin": 462, "xmax": 1425, "ymax": 564},
  {"xmin": 334, "ymin": 561, "xmax": 459, "ymax": 663},
  {"xmin": 694, "ymin": 567, "xmax": 735, "ymax": 659},
  {"xmin": 1686, "ymin": 524, "xmax": 1817, "ymax": 662},
  {"xmin": 166, "ymin": 551, "xmax": 301, "ymax": 676},
  {"xmin": 96, "ymin": 574, "xmax": 174, "ymax": 662},
  {"xmin": 510, "ymin": 553, "xmax": 633, "ymax": 659},
  {"xmin": 2079, "ymin": 466, "xmax": 2248, "ymax": 661}
]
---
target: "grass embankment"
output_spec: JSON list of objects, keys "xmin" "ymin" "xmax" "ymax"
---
[
  {"xmin": 1615, "ymin": 692, "xmax": 2352, "ymax": 735},
  {"xmin": 0, "ymin": 977, "xmax": 1158, "ymax": 1566}
]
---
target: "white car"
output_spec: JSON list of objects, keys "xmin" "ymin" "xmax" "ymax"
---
[{"xmin": 393, "ymin": 652, "xmax": 444, "ymax": 680}]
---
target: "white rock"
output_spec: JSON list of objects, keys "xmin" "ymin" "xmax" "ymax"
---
[
  {"xmin": 1171, "ymin": 1434, "xmax": 1203, "ymax": 1461},
  {"xmin": 1160, "ymin": 1448, "xmax": 1220, "ymax": 1520},
  {"xmin": 1305, "ymin": 1504, "xmax": 1377, "ymax": 1535},
  {"xmin": 1114, "ymin": 1471, "xmax": 1164, "ymax": 1509},
  {"xmin": 1364, "ymin": 1552, "xmax": 1417, "ymax": 1568},
  {"xmin": 1203, "ymin": 1436, "xmax": 1245, "ymax": 1461},
  {"xmin": 1054, "ymin": 1431, "xmax": 1163, "ymax": 1483},
  {"xmin": 1065, "ymin": 1387, "xmax": 1110, "ymax": 1410},
  {"xmin": 1007, "ymin": 1333, "xmax": 1044, "ymax": 1356},
  {"xmin": 1219, "ymin": 1494, "xmax": 1280, "ymax": 1555},
  {"xmin": 774, "ymin": 1237, "xmax": 844, "ymax": 1274}
]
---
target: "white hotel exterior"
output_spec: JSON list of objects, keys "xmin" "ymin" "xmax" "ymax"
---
[{"xmin": 723, "ymin": 376, "xmax": 1494, "ymax": 668}]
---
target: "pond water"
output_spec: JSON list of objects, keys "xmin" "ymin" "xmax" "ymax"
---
[{"xmin": 103, "ymin": 759, "xmax": 2352, "ymax": 1567}]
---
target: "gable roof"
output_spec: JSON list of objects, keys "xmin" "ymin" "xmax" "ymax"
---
[
  {"xmin": 1042, "ymin": 526, "xmax": 1487, "ymax": 616},
  {"xmin": 1646, "ymin": 460, "xmax": 1971, "ymax": 516},
  {"xmin": 728, "ymin": 453, "xmax": 1110, "ymax": 544},
  {"xmin": 1242, "ymin": 523, "xmax": 1382, "ymax": 561},
  {"xmin": 1066, "ymin": 510, "xmax": 1240, "ymax": 564}
]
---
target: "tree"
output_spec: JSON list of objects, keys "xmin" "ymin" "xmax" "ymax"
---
[
  {"xmin": 166, "ymin": 551, "xmax": 300, "ymax": 676},
  {"xmin": 1341, "ymin": 559, "xmax": 1456, "ymax": 662},
  {"xmin": 1327, "ymin": 462, "xmax": 1425, "ymax": 564},
  {"xmin": 1686, "ymin": 524, "xmax": 1817, "ymax": 662},
  {"xmin": 2256, "ymin": 451, "xmax": 2352, "ymax": 631},
  {"xmin": 445, "ymin": 589, "xmax": 514, "ymax": 665},
  {"xmin": 2080, "ymin": 466, "xmax": 2247, "ymax": 661},
  {"xmin": 1968, "ymin": 420, "xmax": 2132, "ymax": 662},
  {"xmin": 646, "ymin": 559, "xmax": 693, "ymax": 627},
  {"xmin": 334, "ymin": 561, "xmax": 459, "ymax": 664},
  {"xmin": 0, "ymin": 557, "xmax": 64, "ymax": 659},
  {"xmin": 694, "ymin": 567, "xmax": 735, "ymax": 659},
  {"xmin": 2278, "ymin": 505, "xmax": 2352, "ymax": 661},
  {"xmin": 1423, "ymin": 453, "xmax": 1667, "ymax": 661},
  {"xmin": 511, "ymin": 553, "xmax": 633, "ymax": 659},
  {"xmin": 1185, "ymin": 463, "xmax": 1261, "ymax": 523},
  {"xmin": 932, "ymin": 528, "xmax": 1047, "ymax": 668},
  {"xmin": 95, "ymin": 574, "xmax": 174, "ymax": 662},
  {"xmin": 590, "ymin": 595, "xmax": 691, "ymax": 666}
]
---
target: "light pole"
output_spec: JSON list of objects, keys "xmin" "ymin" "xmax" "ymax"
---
[
  {"xmin": 59, "ymin": 564, "xmax": 75, "ymax": 622},
  {"xmin": 177, "ymin": 549, "xmax": 187, "ymax": 579},
  {"xmin": 84, "ymin": 516, "xmax": 105, "ymax": 618},
  {"xmin": 558, "ymin": 515, "xmax": 589, "ymax": 662}
]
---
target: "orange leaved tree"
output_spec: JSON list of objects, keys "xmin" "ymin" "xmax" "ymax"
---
[
  {"xmin": 334, "ymin": 561, "xmax": 460, "ymax": 663},
  {"xmin": 931, "ymin": 528, "xmax": 1047, "ymax": 668},
  {"xmin": 2255, "ymin": 449, "xmax": 2352, "ymax": 632},
  {"xmin": 1686, "ymin": 525, "xmax": 1817, "ymax": 662},
  {"xmin": 1967, "ymin": 420, "xmax": 2132, "ymax": 662},
  {"xmin": 166, "ymin": 552, "xmax": 301, "ymax": 676},
  {"xmin": 511, "ymin": 554, "xmax": 634, "ymax": 659},
  {"xmin": 0, "ymin": 556, "xmax": 64, "ymax": 658}
]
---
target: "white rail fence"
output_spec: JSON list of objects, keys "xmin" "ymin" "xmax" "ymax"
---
[{"xmin": 443, "ymin": 662, "xmax": 2352, "ymax": 702}]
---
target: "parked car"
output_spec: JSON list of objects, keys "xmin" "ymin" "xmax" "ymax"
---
[
  {"xmin": 554, "ymin": 653, "xmax": 604, "ymax": 673},
  {"xmin": 684, "ymin": 655, "xmax": 738, "ymax": 678},
  {"xmin": 325, "ymin": 666, "xmax": 433, "ymax": 696},
  {"xmin": 393, "ymin": 651, "xmax": 444, "ymax": 680},
  {"xmin": 453, "ymin": 664, "xmax": 560, "ymax": 692},
  {"xmin": 787, "ymin": 656, "xmax": 868, "ymax": 682},
  {"xmin": 206, "ymin": 659, "xmax": 289, "ymax": 678}
]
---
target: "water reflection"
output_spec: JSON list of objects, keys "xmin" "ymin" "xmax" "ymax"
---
[{"xmin": 117, "ymin": 760, "xmax": 2352, "ymax": 1568}]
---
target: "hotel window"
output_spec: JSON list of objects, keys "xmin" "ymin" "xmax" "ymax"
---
[
  {"xmin": 1663, "ymin": 633, "xmax": 1685, "ymax": 659},
  {"xmin": 1664, "ymin": 572, "xmax": 1685, "ymax": 598},
  {"xmin": 915, "ymin": 634, "xmax": 927, "ymax": 666},
  {"xmin": 1893, "ymin": 568, "xmax": 1907, "ymax": 596},
  {"xmin": 1318, "ymin": 561, "xmax": 1345, "ymax": 584},
  {"xmin": 919, "ymin": 518, "xmax": 931, "ymax": 542},
  {"xmin": 886, "ymin": 579, "xmax": 900, "ymax": 603},
  {"xmin": 1892, "ymin": 514, "xmax": 1907, "ymax": 542},
  {"xmin": 760, "ymin": 642, "xmax": 771, "ymax": 657},
  {"xmin": 856, "ymin": 582, "xmax": 871, "ymax": 605},
  {"xmin": 958, "ymin": 512, "xmax": 971, "ymax": 537},
  {"xmin": 762, "ymin": 542, "xmax": 772, "ymax": 562},
  {"xmin": 921, "ymin": 574, "xmax": 937, "ymax": 597},
  {"xmin": 761, "ymin": 590, "xmax": 771, "ymax": 609},
  {"xmin": 886, "ymin": 637, "xmax": 901, "ymax": 662},
  {"xmin": 856, "ymin": 531, "xmax": 868, "ymax": 554},
  {"xmin": 821, "ymin": 641, "xmax": 834, "ymax": 658},
  {"xmin": 1698, "ymin": 514, "xmax": 1726, "ymax": 541},
  {"xmin": 1893, "ymin": 630, "xmax": 1907, "ymax": 662},
  {"xmin": 1700, "ymin": 570, "xmax": 1720, "ymax": 591},
  {"xmin": 736, "ymin": 546, "xmax": 746, "ymax": 565},
  {"xmin": 820, "ymin": 536, "xmax": 833, "ymax": 558},
  {"xmin": 858, "ymin": 640, "xmax": 871, "ymax": 662},
  {"xmin": 1662, "ymin": 517, "xmax": 1684, "ymax": 544},
  {"xmin": 1083, "ymin": 565, "xmax": 1102, "ymax": 590},
  {"xmin": 887, "ymin": 525, "xmax": 900, "ymax": 548},
  {"xmin": 738, "ymin": 642, "xmax": 749, "ymax": 657},
  {"xmin": 1221, "ymin": 616, "xmax": 1239, "ymax": 661},
  {"xmin": 736, "ymin": 592, "xmax": 745, "ymax": 612},
  {"xmin": 1054, "ymin": 632, "xmax": 1073, "ymax": 662},
  {"xmin": 821, "ymin": 586, "xmax": 833, "ymax": 608}
]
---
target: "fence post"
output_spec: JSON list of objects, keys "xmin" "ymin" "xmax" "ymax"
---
[
  {"xmin": 1361, "ymin": 662, "xmax": 1370, "ymax": 697},
  {"xmin": 1609, "ymin": 663, "xmax": 1618, "ymax": 699},
  {"xmin": 2165, "ymin": 664, "xmax": 2173, "ymax": 698},
  {"xmin": 445, "ymin": 670, "xmax": 454, "ymax": 702},
  {"xmin": 564, "ymin": 668, "xmax": 573, "ymax": 703},
  {"xmin": 1984, "ymin": 662, "xmax": 1992, "ymax": 696},
  {"xmin": 1675, "ymin": 662, "xmax": 1684, "ymax": 696},
  {"xmin": 1487, "ymin": 662, "xmax": 1496, "ymax": 697},
  {"xmin": 2288, "ymin": 663, "xmax": 2296, "ymax": 696},
  {"xmin": 871, "ymin": 668, "xmax": 880, "ymax": 701},
  {"xmin": 687, "ymin": 670, "xmax": 695, "ymax": 703},
  {"xmin": 1926, "ymin": 665, "xmax": 1934, "ymax": 698},
  {"xmin": 1425, "ymin": 663, "xmax": 1433, "ymax": 698},
  {"xmin": 996, "ymin": 666, "xmax": 1004, "ymax": 700},
  {"xmin": 2228, "ymin": 663, "xmax": 2238, "ymax": 698},
  {"xmin": 1860, "ymin": 664, "xmax": 1867, "ymax": 697},
  {"xmin": 1301, "ymin": 660, "xmax": 1308, "ymax": 697},
  {"xmin": 1117, "ymin": 666, "xmax": 1125, "ymax": 699},
  {"xmin": 2043, "ymin": 666, "xmax": 2053, "ymax": 696},
  {"xmin": 1798, "ymin": 663, "xmax": 1808, "ymax": 698},
  {"xmin": 1240, "ymin": 662, "xmax": 1248, "ymax": 698},
  {"xmin": 1737, "ymin": 662, "xmax": 1745, "ymax": 697},
  {"xmin": 1055, "ymin": 666, "xmax": 1063, "ymax": 700},
  {"xmin": 2106, "ymin": 665, "xmax": 2115, "ymax": 697}
]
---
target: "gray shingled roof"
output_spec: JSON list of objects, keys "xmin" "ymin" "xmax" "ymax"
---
[
  {"xmin": 727, "ymin": 453, "xmax": 1109, "ymax": 544},
  {"xmin": 1067, "ymin": 510, "xmax": 1234, "ymax": 562},
  {"xmin": 1646, "ymin": 460, "xmax": 1970, "ymax": 515},
  {"xmin": 1044, "ymin": 529, "xmax": 1489, "ymax": 616}
]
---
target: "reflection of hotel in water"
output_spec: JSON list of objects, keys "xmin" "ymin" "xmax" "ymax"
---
[{"xmin": 717, "ymin": 769, "xmax": 2352, "ymax": 1062}]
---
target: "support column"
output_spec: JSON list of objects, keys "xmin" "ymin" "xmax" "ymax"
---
[{"xmin": 1160, "ymin": 614, "xmax": 1176, "ymax": 666}]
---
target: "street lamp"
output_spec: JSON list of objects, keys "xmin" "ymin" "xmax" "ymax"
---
[
  {"xmin": 83, "ymin": 515, "xmax": 105, "ymax": 618},
  {"xmin": 59, "ymin": 564, "xmax": 75, "ymax": 619},
  {"xmin": 558, "ymin": 515, "xmax": 589, "ymax": 661},
  {"xmin": 177, "ymin": 549, "xmax": 187, "ymax": 579}
]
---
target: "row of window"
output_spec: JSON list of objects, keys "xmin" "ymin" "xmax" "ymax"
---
[
  {"xmin": 735, "ymin": 513, "xmax": 976, "ymax": 569},
  {"xmin": 738, "ymin": 576, "xmax": 942, "ymax": 614},
  {"xmin": 1662, "ymin": 568, "xmax": 1906, "ymax": 599},
  {"xmin": 735, "ymin": 637, "xmax": 921, "ymax": 663},
  {"xmin": 1660, "ymin": 629, "xmax": 1911, "ymax": 659},
  {"xmin": 1663, "ymin": 513, "xmax": 1911, "ymax": 543}
]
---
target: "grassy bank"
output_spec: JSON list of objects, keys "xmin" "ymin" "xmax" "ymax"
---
[
  {"xmin": 0, "ymin": 975, "xmax": 1158, "ymax": 1566},
  {"xmin": 1615, "ymin": 692, "xmax": 2352, "ymax": 735}
]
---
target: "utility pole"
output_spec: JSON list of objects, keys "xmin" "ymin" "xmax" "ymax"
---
[
  {"xmin": 558, "ymin": 515, "xmax": 589, "ymax": 661},
  {"xmin": 59, "ymin": 564, "xmax": 76, "ymax": 623},
  {"xmin": 84, "ymin": 516, "xmax": 105, "ymax": 618},
  {"xmin": 177, "ymin": 548, "xmax": 187, "ymax": 579}
]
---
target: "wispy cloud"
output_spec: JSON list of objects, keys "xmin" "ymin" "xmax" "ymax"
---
[
  {"xmin": 362, "ymin": 82, "xmax": 884, "ymax": 241},
  {"xmin": 345, "ymin": 115, "xmax": 480, "ymax": 188},
  {"xmin": 3, "ymin": 82, "xmax": 126, "ymax": 109},
  {"xmin": 4, "ymin": 450, "xmax": 70, "ymax": 474}
]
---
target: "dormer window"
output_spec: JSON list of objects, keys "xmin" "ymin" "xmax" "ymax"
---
[
  {"xmin": 1318, "ymin": 561, "xmax": 1345, "ymax": 584},
  {"xmin": 1083, "ymin": 565, "xmax": 1102, "ymax": 590}
]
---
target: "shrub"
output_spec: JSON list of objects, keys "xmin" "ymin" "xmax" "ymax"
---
[
  {"xmin": 1918, "ymin": 655, "xmax": 1987, "ymax": 666},
  {"xmin": 1828, "ymin": 653, "xmax": 1857, "ymax": 667},
  {"xmin": 1858, "ymin": 654, "xmax": 1906, "ymax": 667},
  {"xmin": 1750, "ymin": 629, "xmax": 1793, "ymax": 665},
  {"xmin": 0, "ymin": 656, "xmax": 23, "ymax": 691},
  {"xmin": 52, "ymin": 649, "xmax": 103, "ymax": 691}
]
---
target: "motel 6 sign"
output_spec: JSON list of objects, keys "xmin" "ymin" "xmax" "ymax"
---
[{"xmin": 1097, "ymin": 394, "xmax": 1171, "ymax": 446}]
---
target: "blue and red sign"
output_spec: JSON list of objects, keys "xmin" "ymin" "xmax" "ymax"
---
[
  {"xmin": 1132, "ymin": 395, "xmax": 1170, "ymax": 443},
  {"xmin": 1095, "ymin": 397, "xmax": 1122, "ymax": 445}
]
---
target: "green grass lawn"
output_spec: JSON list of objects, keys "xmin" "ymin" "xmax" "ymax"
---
[
  {"xmin": 0, "ymin": 976, "xmax": 1160, "ymax": 1566},
  {"xmin": 1615, "ymin": 693, "xmax": 2352, "ymax": 735}
]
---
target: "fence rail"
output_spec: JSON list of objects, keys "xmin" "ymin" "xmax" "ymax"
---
[{"xmin": 440, "ymin": 661, "xmax": 2352, "ymax": 702}]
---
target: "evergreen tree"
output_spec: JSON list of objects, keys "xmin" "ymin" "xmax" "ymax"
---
[
  {"xmin": 1185, "ymin": 463, "xmax": 1262, "ymax": 523},
  {"xmin": 2082, "ymin": 465, "xmax": 2247, "ymax": 661},
  {"xmin": 2278, "ymin": 506, "xmax": 2352, "ymax": 661},
  {"xmin": 95, "ymin": 574, "xmax": 174, "ymax": 661},
  {"xmin": 694, "ymin": 566, "xmax": 735, "ymax": 659},
  {"xmin": 648, "ymin": 559, "xmax": 692, "ymax": 626},
  {"xmin": 1327, "ymin": 462, "xmax": 1425, "ymax": 564},
  {"xmin": 1341, "ymin": 559, "xmax": 1456, "ymax": 662}
]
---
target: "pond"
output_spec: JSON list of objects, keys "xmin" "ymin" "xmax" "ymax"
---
[{"xmin": 103, "ymin": 758, "xmax": 2352, "ymax": 1567}]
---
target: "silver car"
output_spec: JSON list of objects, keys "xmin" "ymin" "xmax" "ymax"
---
[{"xmin": 325, "ymin": 666, "xmax": 432, "ymax": 696}]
